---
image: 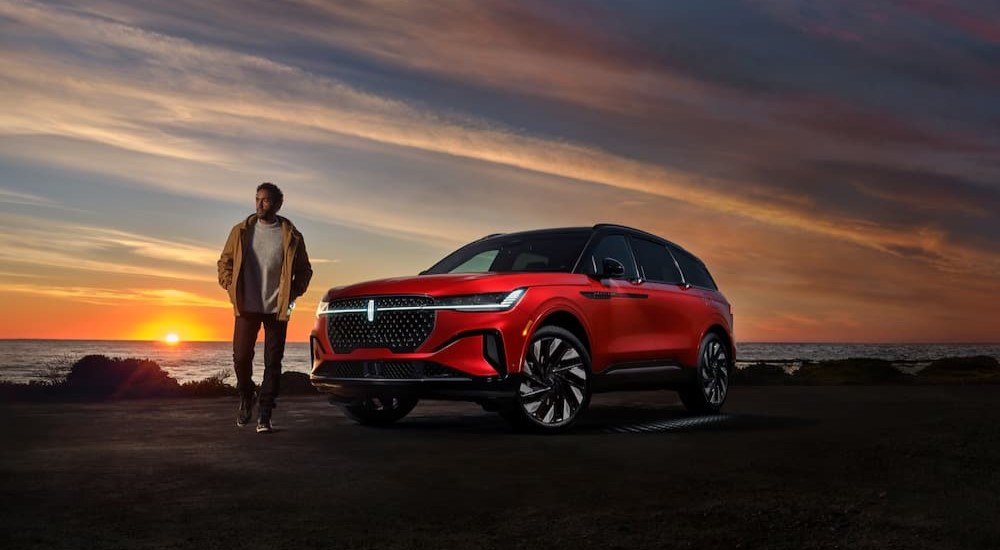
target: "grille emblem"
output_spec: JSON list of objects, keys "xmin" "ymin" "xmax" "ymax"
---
[{"xmin": 366, "ymin": 299, "xmax": 375, "ymax": 322}]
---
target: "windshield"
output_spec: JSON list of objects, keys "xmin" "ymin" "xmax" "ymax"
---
[{"xmin": 424, "ymin": 230, "xmax": 591, "ymax": 274}]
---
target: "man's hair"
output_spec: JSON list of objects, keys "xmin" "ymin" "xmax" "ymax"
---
[{"xmin": 257, "ymin": 182, "xmax": 283, "ymax": 206}]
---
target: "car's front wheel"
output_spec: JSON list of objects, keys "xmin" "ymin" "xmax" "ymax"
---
[
  {"xmin": 679, "ymin": 332, "xmax": 731, "ymax": 414},
  {"xmin": 504, "ymin": 326, "xmax": 591, "ymax": 432},
  {"xmin": 342, "ymin": 396, "xmax": 418, "ymax": 426}
]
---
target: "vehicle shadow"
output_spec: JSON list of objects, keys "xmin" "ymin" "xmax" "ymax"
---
[
  {"xmin": 576, "ymin": 406, "xmax": 817, "ymax": 434},
  {"xmin": 389, "ymin": 405, "xmax": 816, "ymax": 435}
]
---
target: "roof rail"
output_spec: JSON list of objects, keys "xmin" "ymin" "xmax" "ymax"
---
[
  {"xmin": 592, "ymin": 223, "xmax": 636, "ymax": 232},
  {"xmin": 474, "ymin": 232, "xmax": 504, "ymax": 242},
  {"xmin": 592, "ymin": 223, "xmax": 690, "ymax": 251}
]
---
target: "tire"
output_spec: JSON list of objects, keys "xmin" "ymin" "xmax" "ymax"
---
[
  {"xmin": 679, "ymin": 332, "xmax": 731, "ymax": 414},
  {"xmin": 342, "ymin": 396, "xmax": 418, "ymax": 426},
  {"xmin": 504, "ymin": 325, "xmax": 591, "ymax": 432}
]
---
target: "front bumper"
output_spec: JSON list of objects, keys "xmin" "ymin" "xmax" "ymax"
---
[
  {"xmin": 310, "ymin": 328, "xmax": 521, "ymax": 402},
  {"xmin": 311, "ymin": 363, "xmax": 521, "ymax": 402}
]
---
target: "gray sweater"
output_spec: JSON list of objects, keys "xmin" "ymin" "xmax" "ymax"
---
[{"xmin": 239, "ymin": 221, "xmax": 284, "ymax": 313}]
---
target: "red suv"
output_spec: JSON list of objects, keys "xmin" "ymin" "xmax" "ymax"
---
[{"xmin": 310, "ymin": 224, "xmax": 734, "ymax": 431}]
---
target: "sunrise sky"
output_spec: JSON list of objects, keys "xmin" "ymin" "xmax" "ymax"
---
[{"xmin": 1, "ymin": 0, "xmax": 998, "ymax": 343}]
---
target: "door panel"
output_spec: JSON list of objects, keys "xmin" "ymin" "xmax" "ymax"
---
[
  {"xmin": 630, "ymin": 237, "xmax": 701, "ymax": 363},
  {"xmin": 578, "ymin": 234, "xmax": 655, "ymax": 369}
]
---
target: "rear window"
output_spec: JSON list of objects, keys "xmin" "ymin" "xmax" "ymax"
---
[
  {"xmin": 669, "ymin": 245, "xmax": 718, "ymax": 290},
  {"xmin": 631, "ymin": 238, "xmax": 683, "ymax": 284}
]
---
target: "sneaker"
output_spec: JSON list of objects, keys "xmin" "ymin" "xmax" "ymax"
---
[
  {"xmin": 256, "ymin": 410, "xmax": 274, "ymax": 434},
  {"xmin": 236, "ymin": 392, "xmax": 256, "ymax": 427}
]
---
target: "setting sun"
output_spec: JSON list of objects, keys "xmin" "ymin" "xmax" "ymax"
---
[{"xmin": 164, "ymin": 333, "xmax": 180, "ymax": 344}]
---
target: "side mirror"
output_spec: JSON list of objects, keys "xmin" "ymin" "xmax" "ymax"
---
[{"xmin": 601, "ymin": 258, "xmax": 625, "ymax": 279}]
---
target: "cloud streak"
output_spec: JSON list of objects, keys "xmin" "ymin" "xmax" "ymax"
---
[
  {"xmin": 2, "ymin": 0, "xmax": 996, "ymax": 281},
  {"xmin": 0, "ymin": 283, "xmax": 229, "ymax": 308},
  {"xmin": 0, "ymin": 214, "xmax": 217, "ymax": 282}
]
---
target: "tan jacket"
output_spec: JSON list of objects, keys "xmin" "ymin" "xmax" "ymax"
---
[{"xmin": 217, "ymin": 214, "xmax": 313, "ymax": 320}]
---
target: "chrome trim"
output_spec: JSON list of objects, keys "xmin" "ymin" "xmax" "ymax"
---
[
  {"xmin": 321, "ymin": 304, "xmax": 516, "ymax": 315},
  {"xmin": 604, "ymin": 365, "xmax": 681, "ymax": 376},
  {"xmin": 320, "ymin": 289, "xmax": 526, "ymax": 316}
]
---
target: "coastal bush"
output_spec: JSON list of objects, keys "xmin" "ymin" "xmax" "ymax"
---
[
  {"xmin": 0, "ymin": 380, "xmax": 58, "ymax": 401},
  {"xmin": 33, "ymin": 354, "xmax": 74, "ymax": 385},
  {"xmin": 181, "ymin": 370, "xmax": 238, "ymax": 397},
  {"xmin": 918, "ymin": 356, "xmax": 1000, "ymax": 383},
  {"xmin": 64, "ymin": 354, "xmax": 181, "ymax": 399},
  {"xmin": 731, "ymin": 363, "xmax": 790, "ymax": 385},
  {"xmin": 792, "ymin": 358, "xmax": 911, "ymax": 385}
]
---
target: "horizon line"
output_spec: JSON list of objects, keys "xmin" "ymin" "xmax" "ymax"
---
[{"xmin": 1, "ymin": 338, "xmax": 998, "ymax": 346}]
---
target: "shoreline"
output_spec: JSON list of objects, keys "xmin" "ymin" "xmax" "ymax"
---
[
  {"xmin": 2, "ymin": 354, "xmax": 998, "ymax": 403},
  {"xmin": 3, "ymin": 341, "xmax": 999, "ymax": 386}
]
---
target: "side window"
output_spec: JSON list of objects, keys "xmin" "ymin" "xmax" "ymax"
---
[
  {"xmin": 451, "ymin": 250, "xmax": 498, "ymax": 273},
  {"xmin": 511, "ymin": 252, "xmax": 549, "ymax": 271},
  {"xmin": 669, "ymin": 245, "xmax": 718, "ymax": 290},
  {"xmin": 585, "ymin": 234, "xmax": 638, "ymax": 279},
  {"xmin": 631, "ymin": 238, "xmax": 683, "ymax": 284}
]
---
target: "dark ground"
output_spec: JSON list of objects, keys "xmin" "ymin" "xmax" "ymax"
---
[{"xmin": 2, "ymin": 386, "xmax": 999, "ymax": 549}]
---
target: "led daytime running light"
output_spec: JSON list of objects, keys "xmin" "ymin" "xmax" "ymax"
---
[{"xmin": 318, "ymin": 289, "xmax": 526, "ymax": 315}]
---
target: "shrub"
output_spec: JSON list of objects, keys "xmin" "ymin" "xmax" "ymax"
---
[
  {"xmin": 792, "ymin": 358, "xmax": 910, "ymax": 385},
  {"xmin": 918, "ymin": 356, "xmax": 1000, "ymax": 383},
  {"xmin": 731, "ymin": 363, "xmax": 791, "ymax": 385},
  {"xmin": 181, "ymin": 370, "xmax": 238, "ymax": 397},
  {"xmin": 64, "ymin": 355, "xmax": 181, "ymax": 399},
  {"xmin": 0, "ymin": 380, "xmax": 57, "ymax": 401}
]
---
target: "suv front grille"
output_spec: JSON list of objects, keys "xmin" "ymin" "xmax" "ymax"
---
[
  {"xmin": 325, "ymin": 296, "xmax": 435, "ymax": 353},
  {"xmin": 316, "ymin": 361, "xmax": 467, "ymax": 380}
]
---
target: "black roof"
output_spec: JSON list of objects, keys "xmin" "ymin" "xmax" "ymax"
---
[{"xmin": 475, "ymin": 224, "xmax": 699, "ymax": 261}]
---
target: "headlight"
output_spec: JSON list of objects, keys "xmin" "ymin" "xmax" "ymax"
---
[
  {"xmin": 434, "ymin": 288, "xmax": 526, "ymax": 311},
  {"xmin": 316, "ymin": 301, "xmax": 330, "ymax": 316}
]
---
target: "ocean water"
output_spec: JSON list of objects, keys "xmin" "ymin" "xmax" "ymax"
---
[
  {"xmin": 0, "ymin": 340, "xmax": 313, "ymax": 385},
  {"xmin": 0, "ymin": 339, "xmax": 998, "ymax": 385},
  {"xmin": 736, "ymin": 342, "xmax": 1000, "ymax": 366}
]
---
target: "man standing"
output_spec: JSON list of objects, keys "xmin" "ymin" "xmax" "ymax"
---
[{"xmin": 217, "ymin": 183, "xmax": 312, "ymax": 433}]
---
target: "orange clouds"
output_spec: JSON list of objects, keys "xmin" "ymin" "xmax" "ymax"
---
[
  {"xmin": 3, "ymin": 0, "xmax": 994, "ymax": 281},
  {"xmin": 1, "ymin": 1, "xmax": 998, "ymax": 343}
]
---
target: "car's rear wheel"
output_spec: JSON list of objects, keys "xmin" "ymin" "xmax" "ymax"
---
[
  {"xmin": 342, "ymin": 396, "xmax": 418, "ymax": 426},
  {"xmin": 679, "ymin": 332, "xmax": 730, "ymax": 414},
  {"xmin": 504, "ymin": 326, "xmax": 591, "ymax": 432}
]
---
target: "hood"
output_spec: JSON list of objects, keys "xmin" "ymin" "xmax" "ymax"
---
[{"xmin": 325, "ymin": 272, "xmax": 588, "ymax": 300}]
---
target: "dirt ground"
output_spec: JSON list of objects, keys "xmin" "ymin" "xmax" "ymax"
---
[{"xmin": 2, "ymin": 386, "xmax": 999, "ymax": 549}]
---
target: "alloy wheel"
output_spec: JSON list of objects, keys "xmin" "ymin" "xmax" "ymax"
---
[
  {"xmin": 518, "ymin": 334, "xmax": 589, "ymax": 426},
  {"xmin": 699, "ymin": 339, "xmax": 729, "ymax": 406}
]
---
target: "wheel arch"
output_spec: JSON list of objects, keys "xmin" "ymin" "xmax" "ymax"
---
[
  {"xmin": 704, "ymin": 324, "xmax": 735, "ymax": 367},
  {"xmin": 536, "ymin": 309, "xmax": 591, "ymax": 357}
]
